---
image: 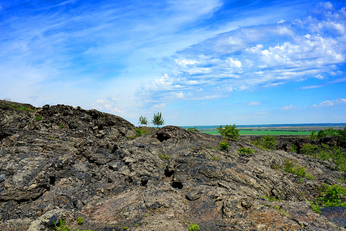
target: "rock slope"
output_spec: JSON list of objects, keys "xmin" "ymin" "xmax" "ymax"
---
[{"xmin": 0, "ymin": 100, "xmax": 346, "ymax": 231}]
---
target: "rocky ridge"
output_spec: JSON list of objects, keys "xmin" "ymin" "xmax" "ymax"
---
[{"xmin": 0, "ymin": 99, "xmax": 346, "ymax": 231}]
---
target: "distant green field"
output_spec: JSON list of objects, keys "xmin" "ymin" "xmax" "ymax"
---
[{"xmin": 202, "ymin": 130, "xmax": 311, "ymax": 136}]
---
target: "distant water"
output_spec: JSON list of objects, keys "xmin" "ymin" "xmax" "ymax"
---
[{"xmin": 181, "ymin": 123, "xmax": 346, "ymax": 130}]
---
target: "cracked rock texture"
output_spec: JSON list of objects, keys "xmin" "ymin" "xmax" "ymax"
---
[{"xmin": 1, "ymin": 100, "xmax": 346, "ymax": 231}]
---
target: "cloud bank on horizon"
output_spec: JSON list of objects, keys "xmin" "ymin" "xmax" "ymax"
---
[{"xmin": 0, "ymin": 0, "xmax": 345, "ymax": 125}]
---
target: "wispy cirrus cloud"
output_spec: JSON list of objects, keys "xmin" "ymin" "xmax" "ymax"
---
[
  {"xmin": 137, "ymin": 2, "xmax": 346, "ymax": 107},
  {"xmin": 248, "ymin": 101, "xmax": 261, "ymax": 106},
  {"xmin": 296, "ymin": 85, "xmax": 324, "ymax": 90}
]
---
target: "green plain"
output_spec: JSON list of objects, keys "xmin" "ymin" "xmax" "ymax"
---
[{"xmin": 202, "ymin": 130, "xmax": 311, "ymax": 136}]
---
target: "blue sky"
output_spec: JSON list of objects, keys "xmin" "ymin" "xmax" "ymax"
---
[{"xmin": 1, "ymin": 0, "xmax": 345, "ymax": 126}]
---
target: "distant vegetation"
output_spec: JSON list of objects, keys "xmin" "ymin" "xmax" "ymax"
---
[
  {"xmin": 250, "ymin": 134, "xmax": 277, "ymax": 151},
  {"xmin": 187, "ymin": 127, "xmax": 200, "ymax": 132},
  {"xmin": 152, "ymin": 112, "xmax": 164, "ymax": 128}
]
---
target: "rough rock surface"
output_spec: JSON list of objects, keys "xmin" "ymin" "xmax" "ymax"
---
[{"xmin": 1, "ymin": 99, "xmax": 346, "ymax": 231}]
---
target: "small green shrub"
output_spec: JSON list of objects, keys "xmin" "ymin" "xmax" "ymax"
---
[
  {"xmin": 35, "ymin": 116, "xmax": 42, "ymax": 122},
  {"xmin": 59, "ymin": 123, "xmax": 64, "ymax": 129},
  {"xmin": 297, "ymin": 178, "xmax": 304, "ymax": 183},
  {"xmin": 219, "ymin": 141, "xmax": 229, "ymax": 151},
  {"xmin": 283, "ymin": 159, "xmax": 295, "ymax": 173},
  {"xmin": 238, "ymin": 147, "xmax": 254, "ymax": 156},
  {"xmin": 77, "ymin": 217, "xmax": 83, "ymax": 225},
  {"xmin": 290, "ymin": 144, "xmax": 297, "ymax": 153},
  {"xmin": 306, "ymin": 173, "xmax": 317, "ymax": 180},
  {"xmin": 251, "ymin": 139, "xmax": 269, "ymax": 151},
  {"xmin": 54, "ymin": 219, "xmax": 70, "ymax": 231},
  {"xmin": 135, "ymin": 223, "xmax": 139, "ymax": 227},
  {"xmin": 337, "ymin": 126, "xmax": 346, "ymax": 148},
  {"xmin": 212, "ymin": 156, "xmax": 219, "ymax": 161},
  {"xmin": 274, "ymin": 205, "xmax": 288, "ymax": 216},
  {"xmin": 316, "ymin": 184, "xmax": 346, "ymax": 207},
  {"xmin": 317, "ymin": 130, "xmax": 326, "ymax": 139},
  {"xmin": 10, "ymin": 104, "xmax": 32, "ymax": 111},
  {"xmin": 324, "ymin": 127, "xmax": 338, "ymax": 137},
  {"xmin": 126, "ymin": 135, "xmax": 136, "ymax": 140},
  {"xmin": 272, "ymin": 164, "xmax": 279, "ymax": 170},
  {"xmin": 294, "ymin": 166, "xmax": 306, "ymax": 178},
  {"xmin": 308, "ymin": 201, "xmax": 321, "ymax": 213},
  {"xmin": 309, "ymin": 130, "xmax": 318, "ymax": 140},
  {"xmin": 283, "ymin": 159, "xmax": 308, "ymax": 178},
  {"xmin": 316, "ymin": 150, "xmax": 330, "ymax": 161},
  {"xmin": 331, "ymin": 145, "xmax": 346, "ymax": 170},
  {"xmin": 158, "ymin": 153, "xmax": 169, "ymax": 160},
  {"xmin": 216, "ymin": 124, "xmax": 240, "ymax": 140},
  {"xmin": 188, "ymin": 223, "xmax": 200, "ymax": 231},
  {"xmin": 135, "ymin": 127, "xmax": 149, "ymax": 137},
  {"xmin": 260, "ymin": 195, "xmax": 280, "ymax": 202},
  {"xmin": 301, "ymin": 144, "xmax": 321, "ymax": 155},
  {"xmin": 261, "ymin": 134, "xmax": 277, "ymax": 149},
  {"xmin": 123, "ymin": 227, "xmax": 128, "ymax": 230}
]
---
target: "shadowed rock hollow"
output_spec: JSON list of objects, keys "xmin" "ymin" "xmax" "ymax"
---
[{"xmin": 1, "ymin": 100, "xmax": 346, "ymax": 231}]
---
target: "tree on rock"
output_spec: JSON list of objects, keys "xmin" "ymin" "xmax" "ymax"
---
[
  {"xmin": 152, "ymin": 112, "xmax": 164, "ymax": 128},
  {"xmin": 138, "ymin": 116, "xmax": 148, "ymax": 126},
  {"xmin": 216, "ymin": 124, "xmax": 240, "ymax": 140}
]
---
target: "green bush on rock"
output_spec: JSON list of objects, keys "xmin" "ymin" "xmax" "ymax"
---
[
  {"xmin": 216, "ymin": 124, "xmax": 240, "ymax": 140},
  {"xmin": 188, "ymin": 223, "xmax": 200, "ymax": 231},
  {"xmin": 261, "ymin": 134, "xmax": 277, "ymax": 150},
  {"xmin": 219, "ymin": 141, "xmax": 229, "ymax": 151},
  {"xmin": 238, "ymin": 147, "xmax": 254, "ymax": 156},
  {"xmin": 316, "ymin": 184, "xmax": 346, "ymax": 207}
]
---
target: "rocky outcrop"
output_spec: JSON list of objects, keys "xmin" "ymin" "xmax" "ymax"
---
[{"xmin": 1, "ymin": 100, "xmax": 346, "ymax": 230}]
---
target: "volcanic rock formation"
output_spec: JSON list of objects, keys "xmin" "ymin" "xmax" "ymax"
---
[{"xmin": 0, "ymin": 99, "xmax": 346, "ymax": 231}]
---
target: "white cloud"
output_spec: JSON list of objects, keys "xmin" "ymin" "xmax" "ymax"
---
[
  {"xmin": 176, "ymin": 92, "xmax": 185, "ymax": 98},
  {"xmin": 297, "ymin": 85, "xmax": 324, "ymax": 90},
  {"xmin": 186, "ymin": 67, "xmax": 212, "ymax": 74},
  {"xmin": 248, "ymin": 101, "xmax": 260, "ymax": 106},
  {"xmin": 175, "ymin": 59, "xmax": 199, "ymax": 67},
  {"xmin": 107, "ymin": 97, "xmax": 117, "ymax": 103},
  {"xmin": 96, "ymin": 99, "xmax": 105, "ymax": 104},
  {"xmin": 227, "ymin": 57, "xmax": 242, "ymax": 68},
  {"xmin": 278, "ymin": 20, "xmax": 285, "ymax": 24},
  {"xmin": 113, "ymin": 107, "xmax": 124, "ymax": 114},
  {"xmin": 329, "ymin": 77, "xmax": 346, "ymax": 83},
  {"xmin": 313, "ymin": 98, "xmax": 346, "ymax": 107},
  {"xmin": 104, "ymin": 104, "xmax": 112, "ymax": 110},
  {"xmin": 135, "ymin": 2, "xmax": 346, "ymax": 109},
  {"xmin": 282, "ymin": 105, "xmax": 294, "ymax": 110},
  {"xmin": 153, "ymin": 103, "xmax": 165, "ymax": 109}
]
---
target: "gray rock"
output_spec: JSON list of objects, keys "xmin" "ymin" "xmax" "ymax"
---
[{"xmin": 1, "ymin": 100, "xmax": 346, "ymax": 231}]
